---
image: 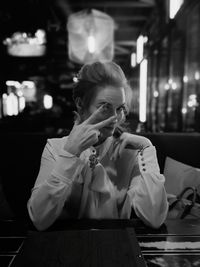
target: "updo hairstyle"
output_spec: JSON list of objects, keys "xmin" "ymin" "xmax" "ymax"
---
[{"xmin": 72, "ymin": 61, "xmax": 131, "ymax": 113}]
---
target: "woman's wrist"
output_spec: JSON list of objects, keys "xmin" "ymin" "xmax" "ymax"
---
[
  {"xmin": 63, "ymin": 143, "xmax": 81, "ymax": 157},
  {"xmin": 139, "ymin": 139, "xmax": 152, "ymax": 151}
]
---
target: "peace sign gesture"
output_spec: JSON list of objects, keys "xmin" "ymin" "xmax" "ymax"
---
[{"xmin": 64, "ymin": 104, "xmax": 117, "ymax": 156}]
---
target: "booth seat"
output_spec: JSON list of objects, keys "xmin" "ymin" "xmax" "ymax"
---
[{"xmin": 0, "ymin": 132, "xmax": 200, "ymax": 221}]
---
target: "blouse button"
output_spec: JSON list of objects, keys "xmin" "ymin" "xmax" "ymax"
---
[
  {"xmin": 142, "ymin": 163, "xmax": 145, "ymax": 166},
  {"xmin": 142, "ymin": 168, "xmax": 146, "ymax": 171},
  {"xmin": 141, "ymin": 157, "xmax": 144, "ymax": 161}
]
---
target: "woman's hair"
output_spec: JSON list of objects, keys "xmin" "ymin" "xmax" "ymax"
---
[{"xmin": 72, "ymin": 61, "xmax": 132, "ymax": 113}]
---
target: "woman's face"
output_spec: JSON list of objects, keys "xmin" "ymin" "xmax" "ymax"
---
[{"xmin": 83, "ymin": 85, "xmax": 126, "ymax": 139}]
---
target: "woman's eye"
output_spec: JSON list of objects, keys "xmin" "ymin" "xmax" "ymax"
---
[
  {"xmin": 98, "ymin": 103, "xmax": 109, "ymax": 109},
  {"xmin": 102, "ymin": 103, "xmax": 113, "ymax": 113},
  {"xmin": 117, "ymin": 106, "xmax": 124, "ymax": 112},
  {"xmin": 117, "ymin": 106, "xmax": 127, "ymax": 115}
]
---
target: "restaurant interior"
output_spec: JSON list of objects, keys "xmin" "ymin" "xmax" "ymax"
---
[
  {"xmin": 0, "ymin": 0, "xmax": 200, "ymax": 266},
  {"xmin": 0, "ymin": 0, "xmax": 199, "ymax": 134}
]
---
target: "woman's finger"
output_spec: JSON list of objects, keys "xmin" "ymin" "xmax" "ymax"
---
[
  {"xmin": 118, "ymin": 138, "xmax": 127, "ymax": 157},
  {"xmin": 81, "ymin": 129, "xmax": 100, "ymax": 148},
  {"xmin": 90, "ymin": 129, "xmax": 101, "ymax": 139},
  {"xmin": 111, "ymin": 139, "xmax": 121, "ymax": 161},
  {"xmin": 84, "ymin": 104, "xmax": 107, "ymax": 125},
  {"xmin": 93, "ymin": 115, "xmax": 117, "ymax": 129},
  {"xmin": 113, "ymin": 143, "xmax": 121, "ymax": 161}
]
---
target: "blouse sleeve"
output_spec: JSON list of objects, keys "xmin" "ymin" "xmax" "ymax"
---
[
  {"xmin": 127, "ymin": 146, "xmax": 169, "ymax": 228},
  {"xmin": 27, "ymin": 139, "xmax": 85, "ymax": 231}
]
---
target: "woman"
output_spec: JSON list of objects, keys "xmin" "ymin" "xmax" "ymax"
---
[{"xmin": 27, "ymin": 61, "xmax": 168, "ymax": 230}]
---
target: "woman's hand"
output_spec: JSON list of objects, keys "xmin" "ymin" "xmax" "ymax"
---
[
  {"xmin": 111, "ymin": 132, "xmax": 152, "ymax": 160},
  {"xmin": 64, "ymin": 105, "xmax": 117, "ymax": 157}
]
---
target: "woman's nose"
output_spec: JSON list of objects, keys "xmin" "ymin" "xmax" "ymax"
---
[
  {"xmin": 109, "ymin": 107, "xmax": 121, "ymax": 118},
  {"xmin": 113, "ymin": 108, "xmax": 118, "ymax": 116}
]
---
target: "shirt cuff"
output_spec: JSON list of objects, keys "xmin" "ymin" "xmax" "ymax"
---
[
  {"xmin": 51, "ymin": 149, "xmax": 85, "ymax": 184},
  {"xmin": 137, "ymin": 146, "xmax": 161, "ymax": 174}
]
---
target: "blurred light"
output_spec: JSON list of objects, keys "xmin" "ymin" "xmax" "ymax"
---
[
  {"xmin": 195, "ymin": 71, "xmax": 200, "ymax": 80},
  {"xmin": 139, "ymin": 59, "xmax": 148, "ymax": 123},
  {"xmin": 6, "ymin": 80, "xmax": 21, "ymax": 88},
  {"xmin": 171, "ymin": 82, "xmax": 177, "ymax": 90},
  {"xmin": 183, "ymin": 75, "xmax": 188, "ymax": 83},
  {"xmin": 187, "ymin": 102, "xmax": 193, "ymax": 108},
  {"xmin": 22, "ymin": 33, "xmax": 27, "ymax": 38},
  {"xmin": 190, "ymin": 94, "xmax": 197, "ymax": 100},
  {"xmin": 164, "ymin": 83, "xmax": 170, "ymax": 90},
  {"xmin": 153, "ymin": 91, "xmax": 159, "ymax": 98},
  {"xmin": 73, "ymin": 76, "xmax": 79, "ymax": 83},
  {"xmin": 2, "ymin": 93, "xmax": 8, "ymax": 116},
  {"xmin": 182, "ymin": 107, "xmax": 187, "ymax": 114},
  {"xmin": 143, "ymin": 36, "xmax": 148, "ymax": 43},
  {"xmin": 168, "ymin": 78, "xmax": 173, "ymax": 85},
  {"xmin": 2, "ymin": 93, "xmax": 7, "ymax": 99},
  {"xmin": 2, "ymin": 90, "xmax": 25, "ymax": 116},
  {"xmin": 136, "ymin": 35, "xmax": 144, "ymax": 64},
  {"xmin": 131, "ymin": 52, "xmax": 136, "ymax": 67},
  {"xmin": 43, "ymin": 94, "xmax": 53, "ymax": 109},
  {"xmin": 169, "ymin": 0, "xmax": 184, "ymax": 19},
  {"xmin": 4, "ymin": 30, "xmax": 46, "ymax": 57},
  {"xmin": 19, "ymin": 96, "xmax": 26, "ymax": 112},
  {"xmin": 35, "ymin": 29, "xmax": 46, "ymax": 45},
  {"xmin": 21, "ymin": 81, "xmax": 36, "ymax": 102},
  {"xmin": 187, "ymin": 94, "xmax": 197, "ymax": 108},
  {"xmin": 167, "ymin": 107, "xmax": 172, "ymax": 113},
  {"xmin": 67, "ymin": 9, "xmax": 114, "ymax": 64},
  {"xmin": 87, "ymin": 35, "xmax": 96, "ymax": 53},
  {"xmin": 17, "ymin": 90, "xmax": 23, "ymax": 97},
  {"xmin": 22, "ymin": 81, "xmax": 35, "ymax": 88},
  {"xmin": 6, "ymin": 93, "xmax": 18, "ymax": 116}
]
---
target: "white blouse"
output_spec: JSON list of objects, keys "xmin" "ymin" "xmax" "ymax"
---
[{"xmin": 27, "ymin": 136, "xmax": 168, "ymax": 230}]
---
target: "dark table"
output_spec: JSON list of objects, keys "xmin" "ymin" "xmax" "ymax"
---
[
  {"xmin": 137, "ymin": 219, "xmax": 200, "ymax": 267},
  {"xmin": 1, "ymin": 218, "xmax": 200, "ymax": 267}
]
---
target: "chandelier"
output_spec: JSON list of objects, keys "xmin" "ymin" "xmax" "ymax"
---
[
  {"xmin": 67, "ymin": 9, "xmax": 114, "ymax": 64},
  {"xmin": 3, "ymin": 29, "xmax": 46, "ymax": 57}
]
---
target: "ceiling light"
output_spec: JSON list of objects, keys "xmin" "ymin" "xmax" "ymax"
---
[
  {"xmin": 3, "ymin": 29, "xmax": 46, "ymax": 57},
  {"xmin": 87, "ymin": 35, "xmax": 96, "ymax": 53},
  {"xmin": 67, "ymin": 9, "xmax": 114, "ymax": 64}
]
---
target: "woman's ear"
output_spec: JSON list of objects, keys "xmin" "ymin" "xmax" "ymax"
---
[{"xmin": 75, "ymin": 97, "xmax": 83, "ymax": 114}]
